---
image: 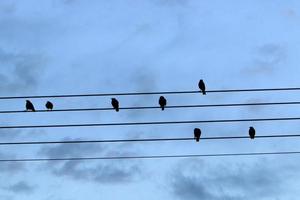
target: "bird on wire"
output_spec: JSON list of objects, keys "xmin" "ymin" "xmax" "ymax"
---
[
  {"xmin": 45, "ymin": 101, "xmax": 54, "ymax": 111},
  {"xmin": 159, "ymin": 96, "xmax": 167, "ymax": 111},
  {"xmin": 198, "ymin": 79, "xmax": 206, "ymax": 95},
  {"xmin": 249, "ymin": 126, "xmax": 255, "ymax": 139},
  {"xmin": 194, "ymin": 128, "xmax": 201, "ymax": 142},
  {"xmin": 26, "ymin": 100, "xmax": 35, "ymax": 112},
  {"xmin": 111, "ymin": 98, "xmax": 119, "ymax": 112}
]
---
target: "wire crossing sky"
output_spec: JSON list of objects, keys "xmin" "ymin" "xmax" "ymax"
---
[
  {"xmin": 0, "ymin": 87, "xmax": 299, "ymax": 99},
  {"xmin": 0, "ymin": 100, "xmax": 300, "ymax": 114},
  {"xmin": 0, "ymin": 134, "xmax": 298, "ymax": 146},
  {"xmin": 0, "ymin": 151, "xmax": 300, "ymax": 163},
  {"xmin": 1, "ymin": 117, "xmax": 300, "ymax": 129}
]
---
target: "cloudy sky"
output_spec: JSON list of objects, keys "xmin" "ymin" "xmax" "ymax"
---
[{"xmin": 0, "ymin": 0, "xmax": 300, "ymax": 199}]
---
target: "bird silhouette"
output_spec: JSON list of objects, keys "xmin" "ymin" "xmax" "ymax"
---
[
  {"xmin": 249, "ymin": 127, "xmax": 255, "ymax": 139},
  {"xmin": 111, "ymin": 98, "xmax": 119, "ymax": 112},
  {"xmin": 45, "ymin": 101, "xmax": 53, "ymax": 110},
  {"xmin": 194, "ymin": 128, "xmax": 201, "ymax": 142},
  {"xmin": 198, "ymin": 79, "xmax": 206, "ymax": 95},
  {"xmin": 26, "ymin": 100, "xmax": 35, "ymax": 112},
  {"xmin": 159, "ymin": 96, "xmax": 167, "ymax": 110}
]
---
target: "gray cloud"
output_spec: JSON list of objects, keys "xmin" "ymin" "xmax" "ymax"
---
[
  {"xmin": 169, "ymin": 159, "xmax": 296, "ymax": 200},
  {"xmin": 50, "ymin": 160, "xmax": 141, "ymax": 184},
  {"xmin": 0, "ymin": 152, "xmax": 26, "ymax": 175},
  {"xmin": 0, "ymin": 195, "xmax": 13, "ymax": 200},
  {"xmin": 38, "ymin": 138, "xmax": 103, "ymax": 157},
  {"xmin": 38, "ymin": 139, "xmax": 142, "ymax": 184},
  {"xmin": 0, "ymin": 48, "xmax": 45, "ymax": 94},
  {"xmin": 242, "ymin": 44, "xmax": 286, "ymax": 76},
  {"xmin": 4, "ymin": 181, "xmax": 35, "ymax": 194},
  {"xmin": 0, "ymin": 162, "xmax": 25, "ymax": 175},
  {"xmin": 0, "ymin": 2, "xmax": 15, "ymax": 15}
]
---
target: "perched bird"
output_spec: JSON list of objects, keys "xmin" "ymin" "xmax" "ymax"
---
[
  {"xmin": 249, "ymin": 127, "xmax": 255, "ymax": 139},
  {"xmin": 194, "ymin": 128, "xmax": 201, "ymax": 142},
  {"xmin": 159, "ymin": 96, "xmax": 167, "ymax": 111},
  {"xmin": 198, "ymin": 79, "xmax": 206, "ymax": 95},
  {"xmin": 26, "ymin": 100, "xmax": 35, "ymax": 112},
  {"xmin": 45, "ymin": 101, "xmax": 54, "ymax": 110},
  {"xmin": 111, "ymin": 98, "xmax": 119, "ymax": 112}
]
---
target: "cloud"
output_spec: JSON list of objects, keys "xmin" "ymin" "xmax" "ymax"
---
[
  {"xmin": 0, "ymin": 48, "xmax": 45, "ymax": 94},
  {"xmin": 0, "ymin": 152, "xmax": 26, "ymax": 175},
  {"xmin": 169, "ymin": 158, "xmax": 296, "ymax": 200},
  {"xmin": 0, "ymin": 195, "xmax": 13, "ymax": 200},
  {"xmin": 38, "ymin": 138, "xmax": 103, "ymax": 157},
  {"xmin": 0, "ymin": 2, "xmax": 15, "ymax": 14},
  {"xmin": 38, "ymin": 139, "xmax": 142, "ymax": 184},
  {"xmin": 50, "ymin": 160, "xmax": 141, "ymax": 184},
  {"xmin": 4, "ymin": 181, "xmax": 35, "ymax": 194},
  {"xmin": 242, "ymin": 44, "xmax": 286, "ymax": 76}
]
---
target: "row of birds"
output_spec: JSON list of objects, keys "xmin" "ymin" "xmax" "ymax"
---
[
  {"xmin": 25, "ymin": 80, "xmax": 207, "ymax": 112},
  {"xmin": 193, "ymin": 127, "xmax": 256, "ymax": 142}
]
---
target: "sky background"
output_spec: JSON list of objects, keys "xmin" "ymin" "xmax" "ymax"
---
[{"xmin": 0, "ymin": 0, "xmax": 300, "ymax": 199}]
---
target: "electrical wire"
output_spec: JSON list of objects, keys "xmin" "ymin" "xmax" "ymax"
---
[
  {"xmin": 1, "ymin": 151, "xmax": 300, "ymax": 162},
  {"xmin": 1, "ymin": 117, "xmax": 300, "ymax": 129},
  {"xmin": 1, "ymin": 134, "xmax": 300, "ymax": 146},
  {"xmin": 0, "ymin": 87, "xmax": 299, "ymax": 100},
  {"xmin": 2, "ymin": 101, "xmax": 300, "ymax": 114}
]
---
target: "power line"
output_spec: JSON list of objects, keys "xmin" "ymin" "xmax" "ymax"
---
[
  {"xmin": 1, "ymin": 151, "xmax": 300, "ymax": 162},
  {"xmin": 2, "ymin": 101, "xmax": 300, "ymax": 114},
  {"xmin": 0, "ymin": 87, "xmax": 299, "ymax": 100},
  {"xmin": 2, "ymin": 117, "xmax": 300, "ymax": 129},
  {"xmin": 1, "ymin": 134, "xmax": 300, "ymax": 146}
]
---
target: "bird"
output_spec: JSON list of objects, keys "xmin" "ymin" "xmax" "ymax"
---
[
  {"xmin": 45, "ymin": 101, "xmax": 53, "ymax": 110},
  {"xmin": 159, "ymin": 96, "xmax": 167, "ymax": 110},
  {"xmin": 111, "ymin": 98, "xmax": 119, "ymax": 112},
  {"xmin": 194, "ymin": 128, "xmax": 201, "ymax": 142},
  {"xmin": 26, "ymin": 100, "xmax": 35, "ymax": 112},
  {"xmin": 198, "ymin": 79, "xmax": 206, "ymax": 95},
  {"xmin": 249, "ymin": 127, "xmax": 255, "ymax": 139}
]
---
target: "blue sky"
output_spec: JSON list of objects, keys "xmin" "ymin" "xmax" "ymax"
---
[{"xmin": 1, "ymin": 0, "xmax": 300, "ymax": 199}]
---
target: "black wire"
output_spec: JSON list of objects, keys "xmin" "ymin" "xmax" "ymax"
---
[
  {"xmin": 0, "ymin": 87, "xmax": 299, "ymax": 100},
  {"xmin": 0, "ymin": 134, "xmax": 299, "ymax": 146},
  {"xmin": 3, "ymin": 101, "xmax": 300, "ymax": 114},
  {"xmin": 1, "ymin": 151, "xmax": 300, "ymax": 162},
  {"xmin": 1, "ymin": 117, "xmax": 300, "ymax": 129}
]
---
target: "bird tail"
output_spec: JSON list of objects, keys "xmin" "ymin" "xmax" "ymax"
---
[
  {"xmin": 202, "ymin": 91, "xmax": 206, "ymax": 95},
  {"xmin": 196, "ymin": 138, "xmax": 200, "ymax": 142},
  {"xmin": 116, "ymin": 108, "xmax": 119, "ymax": 112},
  {"xmin": 32, "ymin": 108, "xmax": 36, "ymax": 112},
  {"xmin": 162, "ymin": 107, "xmax": 164, "ymax": 111}
]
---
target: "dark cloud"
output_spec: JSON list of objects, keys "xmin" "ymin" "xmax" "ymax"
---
[
  {"xmin": 0, "ymin": 2, "xmax": 15, "ymax": 14},
  {"xmin": 0, "ymin": 195, "xmax": 13, "ymax": 200},
  {"xmin": 38, "ymin": 139, "xmax": 142, "ymax": 184},
  {"xmin": 0, "ymin": 162, "xmax": 25, "ymax": 175},
  {"xmin": 169, "ymin": 159, "xmax": 296, "ymax": 200},
  {"xmin": 242, "ymin": 44, "xmax": 286, "ymax": 76},
  {"xmin": 0, "ymin": 152, "xmax": 26, "ymax": 175},
  {"xmin": 0, "ymin": 48, "xmax": 45, "ymax": 94},
  {"xmin": 49, "ymin": 160, "xmax": 141, "ymax": 184},
  {"xmin": 38, "ymin": 138, "xmax": 103, "ymax": 157},
  {"xmin": 4, "ymin": 181, "xmax": 35, "ymax": 194}
]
